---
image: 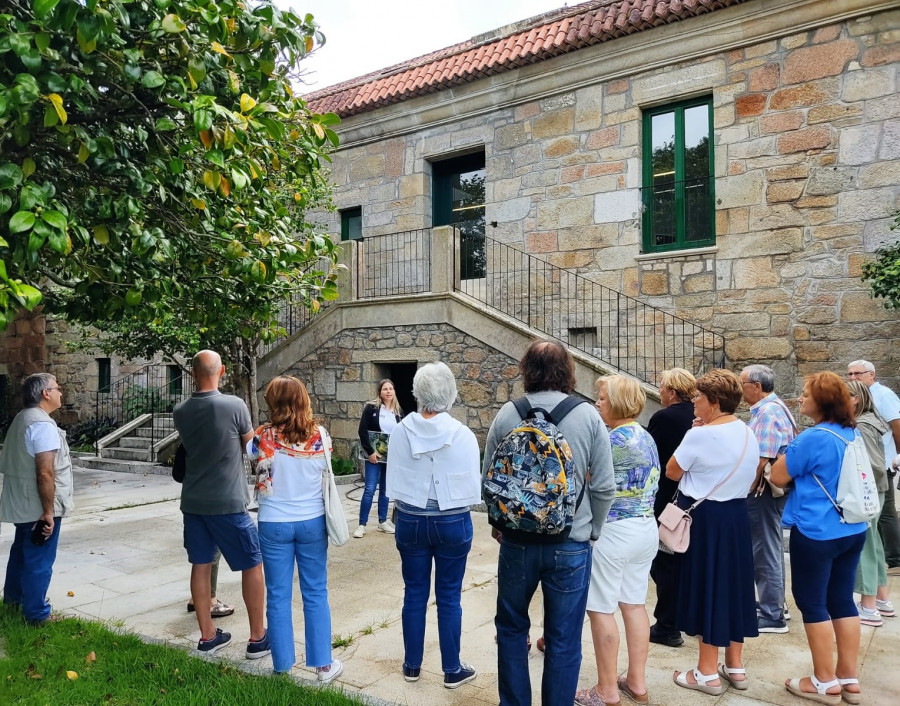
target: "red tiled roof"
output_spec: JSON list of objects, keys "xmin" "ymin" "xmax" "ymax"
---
[{"xmin": 305, "ymin": 0, "xmax": 749, "ymax": 117}]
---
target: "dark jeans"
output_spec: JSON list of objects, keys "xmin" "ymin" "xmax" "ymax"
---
[
  {"xmin": 650, "ymin": 547, "xmax": 682, "ymax": 635},
  {"xmin": 878, "ymin": 470, "xmax": 900, "ymax": 568},
  {"xmin": 395, "ymin": 510, "xmax": 472, "ymax": 673},
  {"xmin": 789, "ymin": 527, "xmax": 865, "ymax": 623},
  {"xmin": 496, "ymin": 537, "xmax": 591, "ymax": 706},
  {"xmin": 747, "ymin": 486, "xmax": 788, "ymax": 621},
  {"xmin": 3, "ymin": 518, "xmax": 62, "ymax": 623},
  {"xmin": 359, "ymin": 461, "xmax": 388, "ymax": 525}
]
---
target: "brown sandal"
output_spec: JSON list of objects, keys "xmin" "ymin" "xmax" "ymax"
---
[{"xmin": 617, "ymin": 676, "xmax": 649, "ymax": 704}]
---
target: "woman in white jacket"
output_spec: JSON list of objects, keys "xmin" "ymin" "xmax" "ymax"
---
[{"xmin": 386, "ymin": 362, "xmax": 481, "ymax": 690}]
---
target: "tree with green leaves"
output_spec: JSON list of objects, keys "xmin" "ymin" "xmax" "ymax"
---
[
  {"xmin": 0, "ymin": 0, "xmax": 341, "ymax": 419},
  {"xmin": 861, "ymin": 212, "xmax": 900, "ymax": 310}
]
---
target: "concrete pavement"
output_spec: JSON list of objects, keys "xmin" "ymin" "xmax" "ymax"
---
[{"xmin": 1, "ymin": 464, "xmax": 899, "ymax": 705}]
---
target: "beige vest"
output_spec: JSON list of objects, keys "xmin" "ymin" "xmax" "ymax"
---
[{"xmin": 0, "ymin": 406, "xmax": 73, "ymax": 523}]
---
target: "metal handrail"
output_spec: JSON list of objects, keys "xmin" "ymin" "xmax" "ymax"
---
[
  {"xmin": 94, "ymin": 364, "xmax": 189, "ymax": 457},
  {"xmin": 356, "ymin": 229, "xmax": 431, "ymax": 298},
  {"xmin": 454, "ymin": 230, "xmax": 726, "ymax": 385}
]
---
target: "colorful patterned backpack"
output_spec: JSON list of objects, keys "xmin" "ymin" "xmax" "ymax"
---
[{"xmin": 483, "ymin": 395, "xmax": 587, "ymax": 541}]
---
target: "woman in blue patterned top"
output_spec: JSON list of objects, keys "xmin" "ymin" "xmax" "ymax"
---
[{"xmin": 576, "ymin": 375, "xmax": 660, "ymax": 706}]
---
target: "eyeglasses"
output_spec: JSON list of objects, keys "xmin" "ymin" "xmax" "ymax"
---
[
  {"xmin": 740, "ymin": 380, "xmax": 758, "ymax": 387},
  {"xmin": 847, "ymin": 370, "xmax": 872, "ymax": 377},
  {"xmin": 47, "ymin": 386, "xmax": 62, "ymax": 392},
  {"xmin": 691, "ymin": 393, "xmax": 704, "ymax": 402}
]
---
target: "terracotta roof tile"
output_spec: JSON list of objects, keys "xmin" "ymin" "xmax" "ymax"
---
[{"xmin": 305, "ymin": 0, "xmax": 749, "ymax": 117}]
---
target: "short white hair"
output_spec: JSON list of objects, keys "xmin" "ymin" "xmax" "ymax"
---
[
  {"xmin": 848, "ymin": 359, "xmax": 875, "ymax": 373},
  {"xmin": 412, "ymin": 362, "xmax": 457, "ymax": 413}
]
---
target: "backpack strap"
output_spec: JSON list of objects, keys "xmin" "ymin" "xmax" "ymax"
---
[
  {"xmin": 512, "ymin": 396, "xmax": 533, "ymax": 420},
  {"xmin": 548, "ymin": 395, "xmax": 588, "ymax": 425}
]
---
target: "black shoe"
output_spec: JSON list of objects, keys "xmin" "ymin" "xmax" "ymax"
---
[
  {"xmin": 444, "ymin": 662, "xmax": 476, "ymax": 689},
  {"xmin": 649, "ymin": 625, "xmax": 684, "ymax": 647},
  {"xmin": 403, "ymin": 664, "xmax": 420, "ymax": 682}
]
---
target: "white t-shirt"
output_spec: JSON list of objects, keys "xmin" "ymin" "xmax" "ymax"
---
[
  {"xmin": 673, "ymin": 420, "xmax": 759, "ymax": 501},
  {"xmin": 25, "ymin": 421, "xmax": 62, "ymax": 457},
  {"xmin": 379, "ymin": 405, "xmax": 398, "ymax": 435}
]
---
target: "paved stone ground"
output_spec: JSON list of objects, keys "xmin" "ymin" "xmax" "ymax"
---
[{"xmin": 1, "ymin": 465, "xmax": 899, "ymax": 705}]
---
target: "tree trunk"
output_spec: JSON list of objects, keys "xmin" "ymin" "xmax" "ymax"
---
[{"xmin": 247, "ymin": 343, "xmax": 259, "ymax": 427}]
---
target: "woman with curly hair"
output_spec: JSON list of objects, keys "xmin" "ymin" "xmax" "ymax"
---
[{"xmin": 248, "ymin": 376, "xmax": 342, "ymax": 683}]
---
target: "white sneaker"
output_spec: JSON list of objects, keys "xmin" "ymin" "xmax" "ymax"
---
[
  {"xmin": 317, "ymin": 658, "xmax": 344, "ymax": 684},
  {"xmin": 858, "ymin": 602, "xmax": 883, "ymax": 627},
  {"xmin": 876, "ymin": 598, "xmax": 896, "ymax": 617},
  {"xmin": 377, "ymin": 520, "xmax": 395, "ymax": 534},
  {"xmin": 783, "ymin": 604, "xmax": 791, "ymax": 621},
  {"xmin": 353, "ymin": 525, "xmax": 366, "ymax": 539}
]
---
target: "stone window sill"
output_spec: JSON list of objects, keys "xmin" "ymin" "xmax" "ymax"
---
[{"xmin": 635, "ymin": 245, "xmax": 718, "ymax": 262}]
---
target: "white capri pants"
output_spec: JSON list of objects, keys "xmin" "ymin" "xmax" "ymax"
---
[{"xmin": 586, "ymin": 515, "xmax": 658, "ymax": 613}]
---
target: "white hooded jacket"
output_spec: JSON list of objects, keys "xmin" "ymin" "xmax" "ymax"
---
[{"xmin": 386, "ymin": 412, "xmax": 481, "ymax": 510}]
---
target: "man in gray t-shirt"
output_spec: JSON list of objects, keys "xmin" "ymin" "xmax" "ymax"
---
[{"xmin": 173, "ymin": 350, "xmax": 269, "ymax": 658}]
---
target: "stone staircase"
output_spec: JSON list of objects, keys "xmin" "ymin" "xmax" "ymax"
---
[{"xmin": 78, "ymin": 413, "xmax": 179, "ymax": 475}]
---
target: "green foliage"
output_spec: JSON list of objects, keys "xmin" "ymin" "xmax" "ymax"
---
[
  {"xmin": 60, "ymin": 415, "xmax": 116, "ymax": 448},
  {"xmin": 0, "ymin": 0, "xmax": 341, "ymax": 355},
  {"xmin": 120, "ymin": 384, "xmax": 175, "ymax": 418},
  {"xmin": 331, "ymin": 453, "xmax": 357, "ymax": 476},
  {"xmin": 0, "ymin": 604, "xmax": 362, "ymax": 704},
  {"xmin": 861, "ymin": 212, "xmax": 900, "ymax": 309}
]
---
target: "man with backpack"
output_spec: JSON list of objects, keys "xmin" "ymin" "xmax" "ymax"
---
[{"xmin": 482, "ymin": 340, "xmax": 614, "ymax": 706}]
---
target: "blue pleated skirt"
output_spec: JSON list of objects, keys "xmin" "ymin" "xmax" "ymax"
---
[{"xmin": 675, "ymin": 496, "xmax": 759, "ymax": 646}]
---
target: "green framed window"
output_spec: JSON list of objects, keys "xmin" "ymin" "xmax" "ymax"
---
[
  {"xmin": 641, "ymin": 97, "xmax": 715, "ymax": 253},
  {"xmin": 432, "ymin": 152, "xmax": 485, "ymax": 279},
  {"xmin": 340, "ymin": 206, "xmax": 362, "ymax": 241},
  {"xmin": 167, "ymin": 365, "xmax": 183, "ymax": 397}
]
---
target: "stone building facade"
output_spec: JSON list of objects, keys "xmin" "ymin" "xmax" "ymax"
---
[
  {"xmin": 1, "ymin": 311, "xmax": 149, "ymax": 425},
  {"xmin": 303, "ymin": 0, "xmax": 900, "ymax": 398},
  {"xmin": 282, "ymin": 323, "xmax": 521, "ymax": 458}
]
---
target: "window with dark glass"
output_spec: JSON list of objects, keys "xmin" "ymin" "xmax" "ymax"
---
[
  {"xmin": 97, "ymin": 358, "xmax": 111, "ymax": 393},
  {"xmin": 641, "ymin": 97, "xmax": 715, "ymax": 252},
  {"xmin": 340, "ymin": 206, "xmax": 362, "ymax": 241},
  {"xmin": 168, "ymin": 365, "xmax": 183, "ymax": 396},
  {"xmin": 432, "ymin": 152, "xmax": 485, "ymax": 279}
]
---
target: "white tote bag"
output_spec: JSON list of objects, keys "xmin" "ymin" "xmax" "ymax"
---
[{"xmin": 319, "ymin": 427, "xmax": 350, "ymax": 546}]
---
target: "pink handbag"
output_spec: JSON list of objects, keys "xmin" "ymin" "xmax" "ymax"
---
[{"xmin": 658, "ymin": 428, "xmax": 751, "ymax": 554}]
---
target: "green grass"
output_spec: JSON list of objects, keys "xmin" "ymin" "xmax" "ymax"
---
[
  {"xmin": 0, "ymin": 605, "xmax": 361, "ymax": 705},
  {"xmin": 331, "ymin": 633, "xmax": 353, "ymax": 649}
]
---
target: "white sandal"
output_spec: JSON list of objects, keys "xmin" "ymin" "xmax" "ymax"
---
[
  {"xmin": 718, "ymin": 663, "xmax": 748, "ymax": 690},
  {"xmin": 785, "ymin": 675, "xmax": 841, "ymax": 705},
  {"xmin": 838, "ymin": 678, "xmax": 861, "ymax": 705},
  {"xmin": 673, "ymin": 668, "xmax": 724, "ymax": 696}
]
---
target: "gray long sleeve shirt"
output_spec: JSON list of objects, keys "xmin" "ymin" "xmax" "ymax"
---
[{"xmin": 481, "ymin": 391, "xmax": 615, "ymax": 543}]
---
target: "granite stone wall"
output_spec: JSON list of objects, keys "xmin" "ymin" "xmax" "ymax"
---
[
  {"xmin": 280, "ymin": 324, "xmax": 522, "ymax": 458},
  {"xmin": 319, "ymin": 8, "xmax": 900, "ymax": 394}
]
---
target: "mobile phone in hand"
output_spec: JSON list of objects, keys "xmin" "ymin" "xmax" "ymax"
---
[{"xmin": 30, "ymin": 520, "xmax": 50, "ymax": 546}]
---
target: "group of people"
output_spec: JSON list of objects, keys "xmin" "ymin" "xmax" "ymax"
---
[{"xmin": 2, "ymin": 343, "xmax": 899, "ymax": 706}]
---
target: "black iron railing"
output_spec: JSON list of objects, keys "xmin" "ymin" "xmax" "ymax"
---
[
  {"xmin": 95, "ymin": 363, "xmax": 189, "ymax": 456},
  {"xmin": 455, "ymin": 232, "xmax": 725, "ymax": 385},
  {"xmin": 257, "ymin": 255, "xmax": 340, "ymax": 358},
  {"xmin": 356, "ymin": 229, "xmax": 431, "ymax": 298}
]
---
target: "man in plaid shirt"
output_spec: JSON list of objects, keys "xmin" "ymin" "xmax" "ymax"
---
[{"xmin": 740, "ymin": 364, "xmax": 798, "ymax": 634}]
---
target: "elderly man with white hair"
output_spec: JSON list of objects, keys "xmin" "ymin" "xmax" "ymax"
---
[
  {"xmin": 847, "ymin": 359, "xmax": 900, "ymax": 578},
  {"xmin": 386, "ymin": 361, "xmax": 482, "ymax": 690}
]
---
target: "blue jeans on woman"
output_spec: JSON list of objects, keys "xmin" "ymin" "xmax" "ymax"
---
[
  {"xmin": 259, "ymin": 516, "xmax": 332, "ymax": 672},
  {"xmin": 359, "ymin": 461, "xmax": 388, "ymax": 525},
  {"xmin": 3, "ymin": 518, "xmax": 62, "ymax": 623},
  {"xmin": 395, "ymin": 510, "xmax": 473, "ymax": 673},
  {"xmin": 496, "ymin": 537, "xmax": 592, "ymax": 706}
]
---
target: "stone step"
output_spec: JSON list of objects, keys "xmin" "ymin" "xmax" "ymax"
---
[
  {"xmin": 135, "ymin": 426, "xmax": 177, "ymax": 438},
  {"xmin": 118, "ymin": 437, "xmax": 152, "ymax": 449},
  {"xmin": 76, "ymin": 456, "xmax": 172, "ymax": 477},
  {"xmin": 103, "ymin": 447, "xmax": 153, "ymax": 462}
]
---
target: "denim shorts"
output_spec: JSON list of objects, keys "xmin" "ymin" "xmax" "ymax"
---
[{"xmin": 183, "ymin": 511, "xmax": 262, "ymax": 571}]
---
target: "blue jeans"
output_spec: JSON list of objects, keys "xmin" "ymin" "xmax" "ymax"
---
[
  {"xmin": 496, "ymin": 537, "xmax": 592, "ymax": 706},
  {"xmin": 3, "ymin": 518, "xmax": 62, "ymax": 623},
  {"xmin": 359, "ymin": 461, "xmax": 388, "ymax": 525},
  {"xmin": 259, "ymin": 516, "xmax": 332, "ymax": 671},
  {"xmin": 395, "ymin": 510, "xmax": 472, "ymax": 673}
]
